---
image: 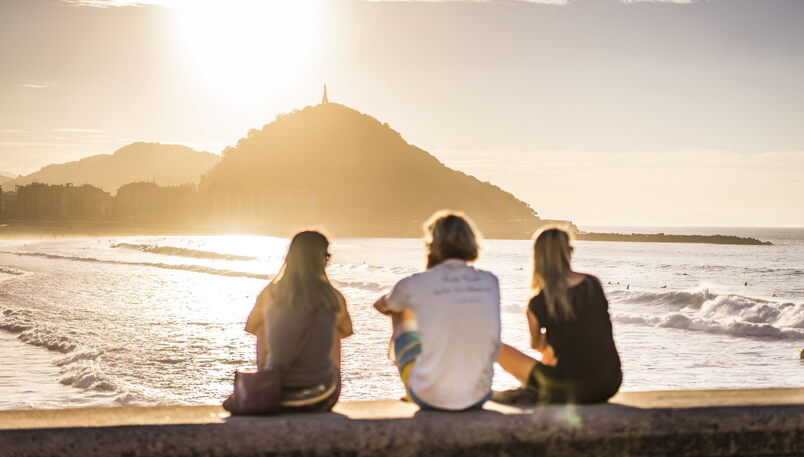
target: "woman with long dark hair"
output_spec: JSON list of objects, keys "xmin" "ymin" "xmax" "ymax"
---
[
  {"xmin": 245, "ymin": 230, "xmax": 353, "ymax": 412},
  {"xmin": 495, "ymin": 227, "xmax": 621, "ymax": 404}
]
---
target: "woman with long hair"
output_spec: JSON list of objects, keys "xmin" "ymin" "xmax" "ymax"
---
[
  {"xmin": 244, "ymin": 230, "xmax": 353, "ymax": 412},
  {"xmin": 495, "ymin": 226, "xmax": 621, "ymax": 404},
  {"xmin": 374, "ymin": 210, "xmax": 501, "ymax": 411}
]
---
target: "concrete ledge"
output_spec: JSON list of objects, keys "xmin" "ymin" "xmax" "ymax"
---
[{"xmin": 1, "ymin": 389, "xmax": 803, "ymax": 457}]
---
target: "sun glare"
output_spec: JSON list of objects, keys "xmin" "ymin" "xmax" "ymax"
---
[{"xmin": 171, "ymin": 1, "xmax": 322, "ymax": 100}]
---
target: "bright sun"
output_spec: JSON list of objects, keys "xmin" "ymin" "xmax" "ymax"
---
[{"xmin": 171, "ymin": 1, "xmax": 322, "ymax": 99}]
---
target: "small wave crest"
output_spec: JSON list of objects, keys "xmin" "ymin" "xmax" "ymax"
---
[
  {"xmin": 0, "ymin": 266, "xmax": 26, "ymax": 276},
  {"xmin": 331, "ymin": 278, "xmax": 388, "ymax": 292},
  {"xmin": 59, "ymin": 360, "xmax": 117, "ymax": 391},
  {"xmin": 112, "ymin": 243, "xmax": 256, "ymax": 261},
  {"xmin": 2, "ymin": 251, "xmax": 274, "ymax": 281},
  {"xmin": 609, "ymin": 287, "xmax": 718, "ymax": 309}
]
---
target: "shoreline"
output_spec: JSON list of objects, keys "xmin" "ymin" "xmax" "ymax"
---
[{"xmin": 0, "ymin": 222, "xmax": 774, "ymax": 245}]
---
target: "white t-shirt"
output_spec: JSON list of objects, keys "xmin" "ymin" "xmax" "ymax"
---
[{"xmin": 385, "ymin": 259, "xmax": 501, "ymax": 410}]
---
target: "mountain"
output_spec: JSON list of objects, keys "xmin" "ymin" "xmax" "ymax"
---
[
  {"xmin": 202, "ymin": 103, "xmax": 545, "ymax": 237},
  {"xmin": 12, "ymin": 143, "xmax": 220, "ymax": 193},
  {"xmin": 0, "ymin": 172, "xmax": 16, "ymax": 186}
]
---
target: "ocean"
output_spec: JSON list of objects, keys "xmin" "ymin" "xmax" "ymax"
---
[{"xmin": 0, "ymin": 227, "xmax": 802, "ymax": 409}]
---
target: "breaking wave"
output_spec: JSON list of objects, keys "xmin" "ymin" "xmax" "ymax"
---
[
  {"xmin": 0, "ymin": 266, "xmax": 26, "ymax": 276},
  {"xmin": 1, "ymin": 250, "xmax": 274, "ymax": 281},
  {"xmin": 0, "ymin": 307, "xmax": 121, "ymax": 393},
  {"xmin": 612, "ymin": 289, "xmax": 804, "ymax": 339},
  {"xmin": 2, "ymin": 251, "xmax": 392, "ymax": 293},
  {"xmin": 112, "ymin": 243, "xmax": 256, "ymax": 261},
  {"xmin": 608, "ymin": 288, "xmax": 718, "ymax": 309}
]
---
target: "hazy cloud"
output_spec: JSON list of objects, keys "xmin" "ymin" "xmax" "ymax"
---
[
  {"xmin": 20, "ymin": 83, "xmax": 56, "ymax": 89},
  {"xmin": 52, "ymin": 128, "xmax": 105, "ymax": 134},
  {"xmin": 0, "ymin": 142, "xmax": 67, "ymax": 147},
  {"xmin": 60, "ymin": 0, "xmax": 151, "ymax": 7}
]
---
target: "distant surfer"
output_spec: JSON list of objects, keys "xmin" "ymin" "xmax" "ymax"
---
[
  {"xmin": 626, "ymin": 284, "xmax": 630, "ymax": 290},
  {"xmin": 660, "ymin": 285, "xmax": 667, "ymax": 289},
  {"xmin": 744, "ymin": 281, "xmax": 748, "ymax": 286}
]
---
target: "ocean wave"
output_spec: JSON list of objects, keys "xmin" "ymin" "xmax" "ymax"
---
[
  {"xmin": 59, "ymin": 361, "xmax": 117, "ymax": 391},
  {"xmin": 18, "ymin": 327, "xmax": 78, "ymax": 353},
  {"xmin": 0, "ymin": 266, "xmax": 26, "ymax": 276},
  {"xmin": 112, "ymin": 243, "xmax": 256, "ymax": 261},
  {"xmin": 609, "ymin": 288, "xmax": 718, "ymax": 309},
  {"xmin": 613, "ymin": 311, "xmax": 804, "ymax": 339},
  {"xmin": 0, "ymin": 308, "xmax": 34, "ymax": 333},
  {"xmin": 55, "ymin": 350, "xmax": 101, "ymax": 366},
  {"xmin": 331, "ymin": 278, "xmax": 388, "ymax": 292},
  {"xmin": 612, "ymin": 287, "xmax": 803, "ymax": 329},
  {"xmin": 330, "ymin": 263, "xmax": 418, "ymax": 276},
  {"xmin": 1, "ymin": 251, "xmax": 274, "ymax": 281}
]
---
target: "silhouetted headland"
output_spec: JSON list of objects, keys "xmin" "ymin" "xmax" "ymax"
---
[
  {"xmin": 576, "ymin": 232, "xmax": 772, "ymax": 246},
  {"xmin": 199, "ymin": 102, "xmax": 548, "ymax": 238},
  {"xmin": 0, "ymin": 103, "xmax": 773, "ymax": 245}
]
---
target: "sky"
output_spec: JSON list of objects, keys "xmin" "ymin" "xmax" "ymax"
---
[{"xmin": 1, "ymin": 0, "xmax": 803, "ymax": 227}]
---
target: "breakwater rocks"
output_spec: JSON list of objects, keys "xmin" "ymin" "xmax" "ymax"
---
[
  {"xmin": 0, "ymin": 389, "xmax": 802, "ymax": 457},
  {"xmin": 577, "ymin": 232, "xmax": 772, "ymax": 245}
]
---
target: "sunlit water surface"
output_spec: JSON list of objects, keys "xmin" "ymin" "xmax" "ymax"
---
[{"xmin": 0, "ymin": 228, "xmax": 802, "ymax": 409}]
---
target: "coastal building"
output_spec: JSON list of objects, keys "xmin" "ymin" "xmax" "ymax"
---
[{"xmin": 114, "ymin": 182, "xmax": 200, "ymax": 224}]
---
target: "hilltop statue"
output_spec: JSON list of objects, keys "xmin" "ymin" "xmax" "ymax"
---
[{"xmin": 322, "ymin": 84, "xmax": 328, "ymax": 104}]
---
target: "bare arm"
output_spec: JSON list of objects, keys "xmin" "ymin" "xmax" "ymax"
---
[
  {"xmin": 335, "ymin": 293, "xmax": 354, "ymax": 339},
  {"xmin": 245, "ymin": 289, "xmax": 270, "ymax": 335},
  {"xmin": 527, "ymin": 310, "xmax": 557, "ymax": 366},
  {"xmin": 373, "ymin": 295, "xmax": 394, "ymax": 315}
]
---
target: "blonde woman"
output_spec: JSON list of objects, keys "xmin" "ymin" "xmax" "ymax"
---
[
  {"xmin": 495, "ymin": 227, "xmax": 621, "ymax": 404},
  {"xmin": 245, "ymin": 231, "xmax": 353, "ymax": 412},
  {"xmin": 374, "ymin": 211, "xmax": 501, "ymax": 411}
]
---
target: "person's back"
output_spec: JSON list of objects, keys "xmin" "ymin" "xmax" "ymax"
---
[
  {"xmin": 495, "ymin": 227, "xmax": 621, "ymax": 405},
  {"xmin": 529, "ymin": 274, "xmax": 620, "ymax": 379},
  {"xmin": 374, "ymin": 211, "xmax": 501, "ymax": 411},
  {"xmin": 386, "ymin": 259, "xmax": 500, "ymax": 409},
  {"xmin": 243, "ymin": 231, "xmax": 353, "ymax": 413},
  {"xmin": 263, "ymin": 302, "xmax": 336, "ymax": 387}
]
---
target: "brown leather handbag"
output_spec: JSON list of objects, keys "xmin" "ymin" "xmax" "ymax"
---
[{"xmin": 223, "ymin": 310, "xmax": 318, "ymax": 415}]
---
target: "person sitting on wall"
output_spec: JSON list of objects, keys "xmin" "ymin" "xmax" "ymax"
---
[
  {"xmin": 495, "ymin": 227, "xmax": 622, "ymax": 405},
  {"xmin": 374, "ymin": 211, "xmax": 501, "ymax": 411}
]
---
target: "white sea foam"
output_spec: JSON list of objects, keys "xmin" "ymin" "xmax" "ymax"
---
[
  {"xmin": 59, "ymin": 361, "xmax": 116, "ymax": 391},
  {"xmin": 612, "ymin": 289, "xmax": 804, "ymax": 339},
  {"xmin": 609, "ymin": 287, "xmax": 717, "ymax": 309},
  {"xmin": 1, "ymin": 251, "xmax": 274, "ymax": 280},
  {"xmin": 112, "ymin": 243, "xmax": 256, "ymax": 261}
]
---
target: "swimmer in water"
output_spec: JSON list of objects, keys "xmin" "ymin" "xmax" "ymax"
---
[{"xmin": 626, "ymin": 284, "xmax": 630, "ymax": 290}]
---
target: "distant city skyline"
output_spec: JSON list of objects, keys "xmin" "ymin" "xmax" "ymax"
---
[{"xmin": 1, "ymin": 0, "xmax": 803, "ymax": 226}]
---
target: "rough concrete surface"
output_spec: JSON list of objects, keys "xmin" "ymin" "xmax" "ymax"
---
[{"xmin": 0, "ymin": 388, "xmax": 802, "ymax": 457}]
